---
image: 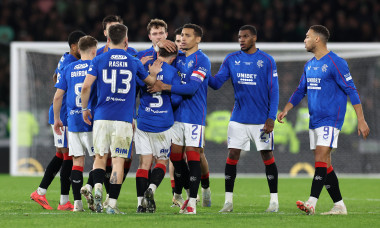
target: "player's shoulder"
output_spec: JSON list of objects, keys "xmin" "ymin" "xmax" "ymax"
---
[
  {"xmin": 163, "ymin": 62, "xmax": 177, "ymax": 73},
  {"xmin": 327, "ymin": 51, "xmax": 347, "ymax": 65},
  {"xmin": 137, "ymin": 47, "xmax": 154, "ymax": 58},
  {"xmin": 96, "ymin": 45, "xmax": 106, "ymax": 55},
  {"xmin": 257, "ymin": 49, "xmax": 275, "ymax": 63},
  {"xmin": 127, "ymin": 47, "xmax": 138, "ymax": 55},
  {"xmin": 224, "ymin": 51, "xmax": 241, "ymax": 62},
  {"xmin": 195, "ymin": 49, "xmax": 211, "ymax": 64}
]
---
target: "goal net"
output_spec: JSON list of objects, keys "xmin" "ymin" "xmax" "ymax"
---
[{"xmin": 10, "ymin": 42, "xmax": 380, "ymax": 176}]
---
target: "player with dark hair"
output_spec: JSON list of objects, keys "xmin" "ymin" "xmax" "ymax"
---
[
  {"xmin": 174, "ymin": 27, "xmax": 183, "ymax": 51},
  {"xmin": 30, "ymin": 30, "xmax": 86, "ymax": 211},
  {"xmin": 81, "ymin": 24, "xmax": 161, "ymax": 214},
  {"xmin": 135, "ymin": 43, "xmax": 182, "ymax": 213},
  {"xmin": 277, "ymin": 25, "xmax": 370, "ymax": 215},
  {"xmin": 208, "ymin": 25, "xmax": 280, "ymax": 213},
  {"xmin": 53, "ymin": 35, "xmax": 98, "ymax": 212},
  {"xmin": 97, "ymin": 15, "xmax": 137, "ymax": 56},
  {"xmin": 149, "ymin": 23, "xmax": 211, "ymax": 214}
]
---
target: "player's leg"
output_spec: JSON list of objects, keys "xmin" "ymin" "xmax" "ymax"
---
[
  {"xmin": 143, "ymin": 129, "xmax": 172, "ymax": 213},
  {"xmin": 103, "ymin": 154, "xmax": 112, "ymax": 195},
  {"xmin": 297, "ymin": 126, "xmax": 337, "ymax": 215},
  {"xmin": 30, "ymin": 147, "xmax": 63, "ymax": 210},
  {"xmin": 260, "ymin": 150, "xmax": 278, "ymax": 212},
  {"xmin": 71, "ymin": 155, "xmax": 85, "ymax": 212},
  {"xmin": 321, "ymin": 152, "xmax": 347, "ymax": 215},
  {"xmin": 219, "ymin": 148, "xmax": 241, "ymax": 213},
  {"xmin": 105, "ymin": 120, "xmax": 133, "ymax": 214},
  {"xmin": 136, "ymin": 155, "xmax": 152, "ymax": 212},
  {"xmin": 183, "ymin": 147, "xmax": 201, "ymax": 214},
  {"xmin": 200, "ymin": 149, "xmax": 211, "ymax": 207},
  {"xmin": 58, "ymin": 127, "xmax": 74, "ymax": 211},
  {"xmin": 169, "ymin": 160, "xmax": 176, "ymax": 203},
  {"xmin": 220, "ymin": 121, "xmax": 249, "ymax": 213},
  {"xmin": 92, "ymin": 120, "xmax": 111, "ymax": 213}
]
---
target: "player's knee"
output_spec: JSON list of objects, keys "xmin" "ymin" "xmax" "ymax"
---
[{"xmin": 228, "ymin": 148, "xmax": 241, "ymax": 160}]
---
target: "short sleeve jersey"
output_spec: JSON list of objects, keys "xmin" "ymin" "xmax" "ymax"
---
[
  {"xmin": 289, "ymin": 51, "xmax": 360, "ymax": 130},
  {"xmin": 88, "ymin": 48, "xmax": 148, "ymax": 123},
  {"xmin": 136, "ymin": 62, "xmax": 181, "ymax": 132},
  {"xmin": 55, "ymin": 59, "xmax": 97, "ymax": 132}
]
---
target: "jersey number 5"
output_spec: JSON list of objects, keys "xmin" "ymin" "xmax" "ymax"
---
[{"xmin": 103, "ymin": 69, "xmax": 132, "ymax": 94}]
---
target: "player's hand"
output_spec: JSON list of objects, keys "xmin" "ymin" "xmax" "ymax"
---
[
  {"xmin": 277, "ymin": 111, "xmax": 287, "ymax": 123},
  {"xmin": 147, "ymin": 80, "xmax": 164, "ymax": 93},
  {"xmin": 357, "ymin": 119, "xmax": 370, "ymax": 139},
  {"xmin": 148, "ymin": 59, "xmax": 163, "ymax": 76},
  {"xmin": 263, "ymin": 118, "xmax": 275, "ymax": 134},
  {"xmin": 157, "ymin": 40, "xmax": 177, "ymax": 52},
  {"xmin": 53, "ymin": 120, "xmax": 64, "ymax": 135},
  {"xmin": 140, "ymin": 55, "xmax": 154, "ymax": 65},
  {"xmin": 83, "ymin": 110, "xmax": 92, "ymax": 126}
]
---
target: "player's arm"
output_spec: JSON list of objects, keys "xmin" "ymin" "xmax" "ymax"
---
[
  {"xmin": 264, "ymin": 58, "xmax": 280, "ymax": 133},
  {"xmin": 170, "ymin": 73, "xmax": 183, "ymax": 108},
  {"xmin": 53, "ymin": 89, "xmax": 66, "ymax": 135},
  {"xmin": 332, "ymin": 59, "xmax": 370, "ymax": 139},
  {"xmin": 209, "ymin": 56, "xmax": 231, "ymax": 90},
  {"xmin": 52, "ymin": 73, "xmax": 57, "ymax": 83},
  {"xmin": 278, "ymin": 70, "xmax": 307, "ymax": 123},
  {"xmin": 81, "ymin": 74, "xmax": 97, "ymax": 125},
  {"xmin": 141, "ymin": 59, "xmax": 163, "ymax": 86}
]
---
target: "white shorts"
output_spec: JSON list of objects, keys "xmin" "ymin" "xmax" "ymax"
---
[
  {"xmin": 309, "ymin": 126, "xmax": 340, "ymax": 150},
  {"xmin": 51, "ymin": 125, "xmax": 68, "ymax": 148},
  {"xmin": 227, "ymin": 121, "xmax": 274, "ymax": 151},
  {"xmin": 134, "ymin": 127, "xmax": 172, "ymax": 160},
  {"xmin": 171, "ymin": 121, "xmax": 205, "ymax": 148},
  {"xmin": 68, "ymin": 131, "xmax": 94, "ymax": 157},
  {"xmin": 93, "ymin": 120, "xmax": 133, "ymax": 159}
]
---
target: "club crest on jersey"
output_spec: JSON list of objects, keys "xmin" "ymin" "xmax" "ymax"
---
[
  {"xmin": 257, "ymin": 60, "xmax": 264, "ymax": 68},
  {"xmin": 322, "ymin": 64, "xmax": 328, "ymax": 72},
  {"xmin": 235, "ymin": 61, "xmax": 240, "ymax": 65},
  {"xmin": 110, "ymin": 55, "xmax": 127, "ymax": 60},
  {"xmin": 188, "ymin": 60, "xmax": 194, "ymax": 68}
]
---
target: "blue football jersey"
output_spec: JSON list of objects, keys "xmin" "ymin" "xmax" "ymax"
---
[
  {"xmin": 48, "ymin": 52, "xmax": 78, "ymax": 125},
  {"xmin": 97, "ymin": 45, "xmax": 138, "ymax": 56},
  {"xmin": 55, "ymin": 60, "xmax": 97, "ymax": 132},
  {"xmin": 136, "ymin": 62, "xmax": 182, "ymax": 132},
  {"xmin": 289, "ymin": 51, "xmax": 360, "ymax": 130},
  {"xmin": 88, "ymin": 48, "xmax": 148, "ymax": 122},
  {"xmin": 209, "ymin": 49, "xmax": 279, "ymax": 124},
  {"xmin": 136, "ymin": 46, "xmax": 157, "ymax": 69},
  {"xmin": 173, "ymin": 49, "xmax": 210, "ymax": 126}
]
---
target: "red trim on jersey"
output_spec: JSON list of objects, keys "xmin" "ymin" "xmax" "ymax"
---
[
  {"xmin": 315, "ymin": 162, "xmax": 327, "ymax": 168},
  {"xmin": 63, "ymin": 152, "xmax": 72, "ymax": 160},
  {"xmin": 154, "ymin": 163, "xmax": 167, "ymax": 173},
  {"xmin": 124, "ymin": 160, "xmax": 132, "ymax": 169},
  {"xmin": 327, "ymin": 166, "xmax": 334, "ymax": 174},
  {"xmin": 216, "ymin": 52, "xmax": 240, "ymax": 76},
  {"xmin": 193, "ymin": 70, "xmax": 205, "ymax": 78},
  {"xmin": 56, "ymin": 152, "xmax": 64, "ymax": 159},
  {"xmin": 327, "ymin": 54, "xmax": 359, "ymax": 97},
  {"xmin": 226, "ymin": 158, "xmax": 239, "ymax": 165},
  {"xmin": 140, "ymin": 50, "xmax": 154, "ymax": 59},
  {"xmin": 72, "ymin": 166, "xmax": 83, "ymax": 172},
  {"xmin": 136, "ymin": 169, "xmax": 149, "ymax": 179},
  {"xmin": 263, "ymin": 157, "xmax": 275, "ymax": 165},
  {"xmin": 170, "ymin": 152, "xmax": 183, "ymax": 161},
  {"xmin": 171, "ymin": 180, "xmax": 175, "ymax": 188},
  {"xmin": 186, "ymin": 151, "xmax": 200, "ymax": 161},
  {"xmin": 289, "ymin": 74, "xmax": 306, "ymax": 103},
  {"xmin": 106, "ymin": 157, "xmax": 112, "ymax": 167},
  {"xmin": 201, "ymin": 172, "xmax": 209, "ymax": 179}
]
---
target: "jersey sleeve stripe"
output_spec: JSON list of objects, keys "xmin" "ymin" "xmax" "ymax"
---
[
  {"xmin": 192, "ymin": 70, "xmax": 206, "ymax": 78},
  {"xmin": 215, "ymin": 52, "xmax": 239, "ymax": 77},
  {"xmin": 289, "ymin": 73, "xmax": 305, "ymax": 102},
  {"xmin": 140, "ymin": 50, "xmax": 154, "ymax": 59},
  {"xmin": 259, "ymin": 52, "xmax": 273, "ymax": 92},
  {"xmin": 327, "ymin": 54, "xmax": 359, "ymax": 95}
]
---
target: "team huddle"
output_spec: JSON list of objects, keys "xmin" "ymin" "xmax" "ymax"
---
[{"xmin": 30, "ymin": 15, "xmax": 370, "ymax": 215}]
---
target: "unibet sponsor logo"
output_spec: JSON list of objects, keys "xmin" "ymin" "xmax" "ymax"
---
[{"xmin": 74, "ymin": 63, "xmax": 88, "ymax": 70}]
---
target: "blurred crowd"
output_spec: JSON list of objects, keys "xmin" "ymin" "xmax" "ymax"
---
[{"xmin": 1, "ymin": 0, "xmax": 380, "ymax": 107}]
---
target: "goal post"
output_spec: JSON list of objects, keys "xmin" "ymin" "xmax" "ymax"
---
[{"xmin": 10, "ymin": 42, "xmax": 380, "ymax": 176}]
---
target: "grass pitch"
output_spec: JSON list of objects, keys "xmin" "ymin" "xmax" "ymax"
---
[{"xmin": 0, "ymin": 175, "xmax": 379, "ymax": 228}]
